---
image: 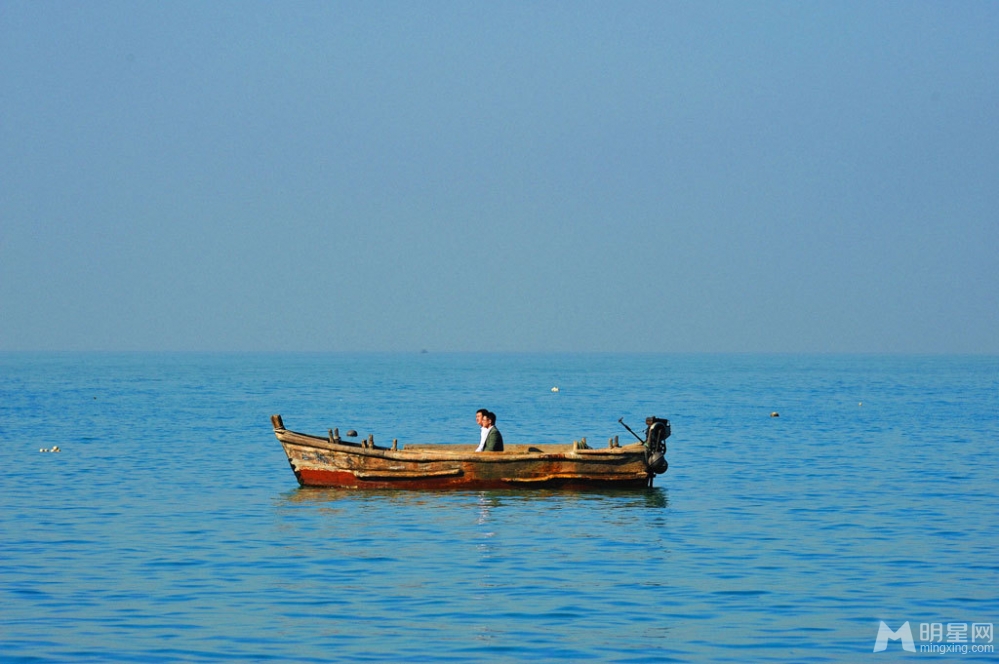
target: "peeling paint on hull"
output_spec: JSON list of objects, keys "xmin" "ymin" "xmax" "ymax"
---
[{"xmin": 293, "ymin": 467, "xmax": 650, "ymax": 490}]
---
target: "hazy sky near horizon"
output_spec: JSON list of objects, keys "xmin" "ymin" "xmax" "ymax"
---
[{"xmin": 2, "ymin": 1, "xmax": 997, "ymax": 352}]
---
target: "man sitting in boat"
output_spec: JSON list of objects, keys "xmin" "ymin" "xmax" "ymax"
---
[
  {"xmin": 475, "ymin": 411, "xmax": 504, "ymax": 452},
  {"xmin": 475, "ymin": 408, "xmax": 489, "ymax": 450}
]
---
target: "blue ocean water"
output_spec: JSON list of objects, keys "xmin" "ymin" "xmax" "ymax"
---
[{"xmin": 1, "ymin": 353, "xmax": 996, "ymax": 662}]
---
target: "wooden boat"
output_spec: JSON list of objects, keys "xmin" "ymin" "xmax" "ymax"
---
[{"xmin": 271, "ymin": 414, "xmax": 671, "ymax": 490}]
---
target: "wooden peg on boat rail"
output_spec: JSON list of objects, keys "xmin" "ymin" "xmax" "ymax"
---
[{"xmin": 392, "ymin": 438, "xmax": 398, "ymax": 451}]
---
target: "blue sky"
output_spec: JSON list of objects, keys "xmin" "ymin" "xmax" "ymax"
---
[{"xmin": 1, "ymin": 1, "xmax": 996, "ymax": 352}]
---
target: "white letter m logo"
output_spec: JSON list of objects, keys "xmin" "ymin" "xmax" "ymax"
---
[{"xmin": 874, "ymin": 621, "xmax": 916, "ymax": 652}]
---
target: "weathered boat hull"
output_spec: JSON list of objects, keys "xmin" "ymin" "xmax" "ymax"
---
[{"xmin": 272, "ymin": 415, "xmax": 664, "ymax": 490}]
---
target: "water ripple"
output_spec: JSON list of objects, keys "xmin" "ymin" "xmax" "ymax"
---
[{"xmin": 1, "ymin": 353, "xmax": 996, "ymax": 661}]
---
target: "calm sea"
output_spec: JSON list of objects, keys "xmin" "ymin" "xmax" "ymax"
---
[{"xmin": 1, "ymin": 353, "xmax": 996, "ymax": 662}]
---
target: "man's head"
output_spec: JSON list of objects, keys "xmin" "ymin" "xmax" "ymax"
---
[{"xmin": 476, "ymin": 409, "xmax": 488, "ymax": 426}]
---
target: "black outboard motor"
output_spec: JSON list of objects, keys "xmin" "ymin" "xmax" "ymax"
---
[
  {"xmin": 644, "ymin": 416, "xmax": 670, "ymax": 475},
  {"xmin": 619, "ymin": 415, "xmax": 672, "ymax": 479}
]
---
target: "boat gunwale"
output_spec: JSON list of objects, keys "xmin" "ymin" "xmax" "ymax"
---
[{"xmin": 275, "ymin": 428, "xmax": 648, "ymax": 463}]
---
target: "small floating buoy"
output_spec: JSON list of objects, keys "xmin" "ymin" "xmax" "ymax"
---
[
  {"xmin": 52, "ymin": 446, "xmax": 60, "ymax": 452},
  {"xmin": 770, "ymin": 412, "xmax": 780, "ymax": 418},
  {"xmin": 551, "ymin": 386, "xmax": 559, "ymax": 393},
  {"xmin": 859, "ymin": 402, "xmax": 863, "ymax": 407}
]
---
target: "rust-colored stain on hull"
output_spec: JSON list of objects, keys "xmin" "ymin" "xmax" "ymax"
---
[
  {"xmin": 272, "ymin": 415, "xmax": 666, "ymax": 490},
  {"xmin": 294, "ymin": 467, "xmax": 649, "ymax": 490}
]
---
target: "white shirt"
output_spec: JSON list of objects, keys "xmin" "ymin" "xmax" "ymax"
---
[{"xmin": 475, "ymin": 426, "xmax": 491, "ymax": 452}]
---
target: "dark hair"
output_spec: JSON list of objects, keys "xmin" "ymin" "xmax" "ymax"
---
[
  {"xmin": 477, "ymin": 408, "xmax": 489, "ymax": 417},
  {"xmin": 487, "ymin": 411, "xmax": 497, "ymax": 424}
]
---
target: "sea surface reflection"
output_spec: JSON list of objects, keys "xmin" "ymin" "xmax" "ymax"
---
[{"xmin": 1, "ymin": 353, "xmax": 996, "ymax": 661}]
